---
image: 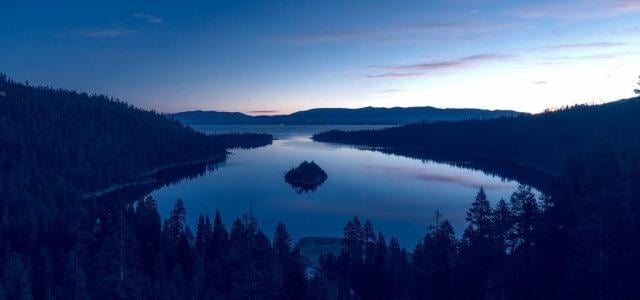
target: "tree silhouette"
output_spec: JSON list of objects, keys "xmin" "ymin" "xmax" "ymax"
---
[{"xmin": 635, "ymin": 75, "xmax": 640, "ymax": 95}]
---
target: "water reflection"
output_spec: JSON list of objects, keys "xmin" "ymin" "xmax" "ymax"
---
[{"xmin": 145, "ymin": 125, "xmax": 545, "ymax": 247}]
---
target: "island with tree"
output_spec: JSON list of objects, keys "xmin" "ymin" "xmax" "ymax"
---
[{"xmin": 285, "ymin": 161, "xmax": 328, "ymax": 192}]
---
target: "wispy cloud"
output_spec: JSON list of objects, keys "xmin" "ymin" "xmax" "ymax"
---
[
  {"xmin": 366, "ymin": 72, "xmax": 425, "ymax": 79},
  {"xmin": 377, "ymin": 89, "xmax": 406, "ymax": 93},
  {"xmin": 247, "ymin": 110, "xmax": 280, "ymax": 114},
  {"xmin": 55, "ymin": 28, "xmax": 138, "ymax": 38},
  {"xmin": 525, "ymin": 42, "xmax": 625, "ymax": 51},
  {"xmin": 530, "ymin": 81, "xmax": 548, "ymax": 85},
  {"xmin": 544, "ymin": 51, "xmax": 640, "ymax": 61},
  {"xmin": 366, "ymin": 53, "xmax": 514, "ymax": 79},
  {"xmin": 616, "ymin": 0, "xmax": 640, "ymax": 12},
  {"xmin": 132, "ymin": 13, "xmax": 163, "ymax": 24},
  {"xmin": 288, "ymin": 22, "xmax": 467, "ymax": 45},
  {"xmin": 389, "ymin": 53, "xmax": 514, "ymax": 71},
  {"xmin": 514, "ymin": 0, "xmax": 640, "ymax": 20}
]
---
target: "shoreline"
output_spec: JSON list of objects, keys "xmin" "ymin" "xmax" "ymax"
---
[{"xmin": 81, "ymin": 153, "xmax": 227, "ymax": 199}]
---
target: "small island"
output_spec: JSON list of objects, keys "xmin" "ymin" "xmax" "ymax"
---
[{"xmin": 285, "ymin": 161, "xmax": 328, "ymax": 192}]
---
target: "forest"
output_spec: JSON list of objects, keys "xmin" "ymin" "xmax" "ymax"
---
[
  {"xmin": 3, "ymin": 145, "xmax": 639, "ymax": 299},
  {"xmin": 0, "ymin": 75, "xmax": 270, "ymax": 299},
  {"xmin": 2, "ymin": 74, "xmax": 640, "ymax": 299},
  {"xmin": 313, "ymin": 95, "xmax": 640, "ymax": 175}
]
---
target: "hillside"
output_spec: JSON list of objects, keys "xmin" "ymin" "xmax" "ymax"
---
[
  {"xmin": 313, "ymin": 97, "xmax": 640, "ymax": 174},
  {"xmin": 0, "ymin": 74, "xmax": 270, "ymax": 280},
  {"xmin": 171, "ymin": 106, "xmax": 523, "ymax": 125},
  {"xmin": 0, "ymin": 74, "xmax": 270, "ymax": 196}
]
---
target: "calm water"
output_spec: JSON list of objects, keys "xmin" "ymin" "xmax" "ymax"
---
[{"xmin": 151, "ymin": 125, "xmax": 528, "ymax": 247}]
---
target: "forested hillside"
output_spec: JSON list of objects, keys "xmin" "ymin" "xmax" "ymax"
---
[
  {"xmin": 313, "ymin": 97, "xmax": 640, "ymax": 174},
  {"xmin": 0, "ymin": 74, "xmax": 270, "ymax": 299}
]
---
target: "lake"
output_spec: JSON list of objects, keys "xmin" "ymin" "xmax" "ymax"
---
[{"xmin": 150, "ymin": 125, "xmax": 532, "ymax": 247}]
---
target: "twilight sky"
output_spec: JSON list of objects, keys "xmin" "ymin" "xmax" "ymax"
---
[{"xmin": 1, "ymin": 0, "xmax": 639, "ymax": 114}]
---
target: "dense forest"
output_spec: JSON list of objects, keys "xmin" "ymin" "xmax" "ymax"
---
[
  {"xmin": 313, "ymin": 96, "xmax": 640, "ymax": 175},
  {"xmin": 0, "ymin": 75, "xmax": 270, "ymax": 299},
  {"xmin": 3, "ymin": 146, "xmax": 638, "ymax": 299}
]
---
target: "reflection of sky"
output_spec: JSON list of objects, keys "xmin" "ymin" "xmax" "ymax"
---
[
  {"xmin": 2, "ymin": 1, "xmax": 639, "ymax": 113},
  {"xmin": 151, "ymin": 125, "xmax": 529, "ymax": 247}
]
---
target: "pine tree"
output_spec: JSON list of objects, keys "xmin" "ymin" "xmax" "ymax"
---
[
  {"xmin": 273, "ymin": 222, "xmax": 292, "ymax": 267},
  {"xmin": 466, "ymin": 187, "xmax": 493, "ymax": 235},
  {"xmin": 362, "ymin": 220, "xmax": 376, "ymax": 263},
  {"xmin": 413, "ymin": 214, "xmax": 456, "ymax": 300},
  {"xmin": 635, "ymin": 75, "xmax": 640, "ymax": 95},
  {"xmin": 273, "ymin": 222, "xmax": 292, "ymax": 297},
  {"xmin": 507, "ymin": 185, "xmax": 541, "ymax": 299},
  {"xmin": 208, "ymin": 210, "xmax": 229, "ymax": 297},
  {"xmin": 165, "ymin": 199, "xmax": 186, "ymax": 244},
  {"xmin": 210, "ymin": 209, "xmax": 229, "ymax": 256},
  {"xmin": 135, "ymin": 197, "xmax": 162, "ymax": 276},
  {"xmin": 341, "ymin": 216, "xmax": 363, "ymax": 264},
  {"xmin": 195, "ymin": 214, "xmax": 211, "ymax": 255},
  {"xmin": 456, "ymin": 187, "xmax": 500, "ymax": 299},
  {"xmin": 385, "ymin": 238, "xmax": 408, "ymax": 299},
  {"xmin": 509, "ymin": 185, "xmax": 539, "ymax": 248}
]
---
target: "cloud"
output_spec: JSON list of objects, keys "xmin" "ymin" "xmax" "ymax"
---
[
  {"xmin": 396, "ymin": 53, "xmax": 514, "ymax": 71},
  {"xmin": 616, "ymin": 0, "xmax": 640, "ymax": 12},
  {"xmin": 366, "ymin": 72, "xmax": 425, "ymax": 79},
  {"xmin": 365, "ymin": 53, "xmax": 514, "ymax": 79},
  {"xmin": 543, "ymin": 51, "xmax": 640, "ymax": 62},
  {"xmin": 377, "ymin": 89, "xmax": 406, "ymax": 93},
  {"xmin": 514, "ymin": 0, "xmax": 640, "ymax": 20},
  {"xmin": 526, "ymin": 42, "xmax": 625, "ymax": 51},
  {"xmin": 530, "ymin": 81, "xmax": 548, "ymax": 85},
  {"xmin": 289, "ymin": 22, "xmax": 467, "ymax": 45},
  {"xmin": 247, "ymin": 110, "xmax": 280, "ymax": 114},
  {"xmin": 132, "ymin": 13, "xmax": 163, "ymax": 24},
  {"xmin": 55, "ymin": 28, "xmax": 138, "ymax": 38}
]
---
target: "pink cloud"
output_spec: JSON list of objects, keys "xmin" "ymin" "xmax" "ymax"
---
[
  {"xmin": 527, "ymin": 42, "xmax": 625, "ymax": 50},
  {"xmin": 616, "ymin": 0, "xmax": 640, "ymax": 12},
  {"xmin": 514, "ymin": 0, "xmax": 640, "ymax": 20},
  {"xmin": 290, "ymin": 22, "xmax": 466, "ymax": 45},
  {"xmin": 365, "ymin": 53, "xmax": 514, "ymax": 78},
  {"xmin": 366, "ymin": 72, "xmax": 425, "ymax": 79}
]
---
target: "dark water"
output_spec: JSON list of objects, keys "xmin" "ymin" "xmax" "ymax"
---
[{"xmin": 150, "ymin": 125, "xmax": 534, "ymax": 247}]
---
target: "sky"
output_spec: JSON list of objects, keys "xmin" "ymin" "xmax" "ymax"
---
[{"xmin": 1, "ymin": 0, "xmax": 639, "ymax": 114}]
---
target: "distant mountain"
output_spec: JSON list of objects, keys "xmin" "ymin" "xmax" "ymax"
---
[
  {"xmin": 313, "ymin": 97, "xmax": 640, "ymax": 174},
  {"xmin": 170, "ymin": 106, "xmax": 524, "ymax": 125}
]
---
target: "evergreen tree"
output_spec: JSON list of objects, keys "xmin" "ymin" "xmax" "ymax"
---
[
  {"xmin": 165, "ymin": 199, "xmax": 187, "ymax": 244},
  {"xmin": 195, "ymin": 214, "xmax": 211, "ymax": 255},
  {"xmin": 385, "ymin": 237, "xmax": 408, "ymax": 299},
  {"xmin": 507, "ymin": 185, "xmax": 541, "ymax": 299},
  {"xmin": 456, "ymin": 187, "xmax": 500, "ymax": 299},
  {"xmin": 273, "ymin": 222, "xmax": 292, "ymax": 297},
  {"xmin": 207, "ymin": 210, "xmax": 229, "ymax": 296},
  {"xmin": 413, "ymin": 213, "xmax": 456, "ymax": 300},
  {"xmin": 338, "ymin": 216, "xmax": 364, "ymax": 295},
  {"xmin": 341, "ymin": 216, "xmax": 363, "ymax": 264},
  {"xmin": 362, "ymin": 220, "xmax": 376, "ymax": 263},
  {"xmin": 273, "ymin": 222, "xmax": 292, "ymax": 267}
]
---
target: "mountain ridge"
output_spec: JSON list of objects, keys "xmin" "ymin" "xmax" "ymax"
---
[{"xmin": 170, "ymin": 106, "xmax": 524, "ymax": 125}]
